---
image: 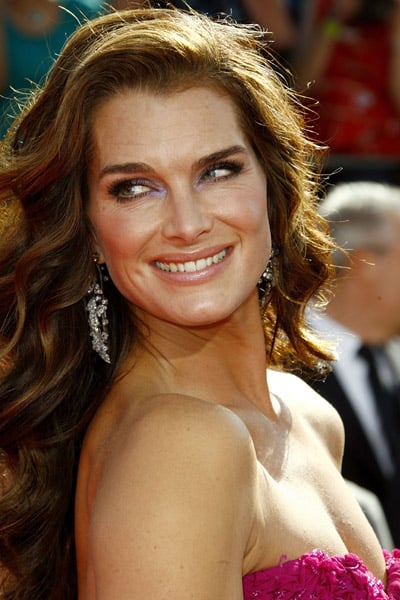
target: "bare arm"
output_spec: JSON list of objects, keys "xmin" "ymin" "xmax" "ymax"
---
[
  {"xmin": 82, "ymin": 398, "xmax": 258, "ymax": 599},
  {"xmin": 294, "ymin": 23, "xmax": 337, "ymax": 91},
  {"xmin": 294, "ymin": 0, "xmax": 360, "ymax": 90},
  {"xmin": 241, "ymin": 0, "xmax": 296, "ymax": 50}
]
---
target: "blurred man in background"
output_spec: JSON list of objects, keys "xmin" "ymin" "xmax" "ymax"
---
[{"xmin": 308, "ymin": 180, "xmax": 400, "ymax": 547}]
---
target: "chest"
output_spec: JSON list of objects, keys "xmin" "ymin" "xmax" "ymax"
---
[{"xmin": 245, "ymin": 422, "xmax": 385, "ymax": 581}]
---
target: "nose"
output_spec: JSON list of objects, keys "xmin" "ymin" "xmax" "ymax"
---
[{"xmin": 162, "ymin": 186, "xmax": 213, "ymax": 243}]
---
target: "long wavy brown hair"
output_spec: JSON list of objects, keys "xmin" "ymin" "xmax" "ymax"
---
[{"xmin": 0, "ymin": 6, "xmax": 334, "ymax": 598}]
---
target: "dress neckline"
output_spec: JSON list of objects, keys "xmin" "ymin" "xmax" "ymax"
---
[{"xmin": 242, "ymin": 549, "xmax": 400, "ymax": 599}]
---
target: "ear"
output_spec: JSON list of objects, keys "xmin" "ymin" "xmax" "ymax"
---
[
  {"xmin": 93, "ymin": 253, "xmax": 106, "ymax": 265},
  {"xmin": 91, "ymin": 235, "xmax": 105, "ymax": 264}
]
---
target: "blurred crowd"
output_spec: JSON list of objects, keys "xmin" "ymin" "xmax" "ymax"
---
[
  {"xmin": 2, "ymin": 0, "xmax": 400, "ymax": 183},
  {"xmin": 0, "ymin": 0, "xmax": 104, "ymax": 137},
  {"xmin": 1, "ymin": 0, "xmax": 400, "ymax": 550}
]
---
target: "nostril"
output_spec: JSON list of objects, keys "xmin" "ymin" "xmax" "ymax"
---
[{"xmin": 162, "ymin": 202, "xmax": 213, "ymax": 241}]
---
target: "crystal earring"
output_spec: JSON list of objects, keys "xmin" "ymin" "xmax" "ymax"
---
[
  {"xmin": 257, "ymin": 246, "xmax": 278, "ymax": 305},
  {"xmin": 86, "ymin": 260, "xmax": 111, "ymax": 364}
]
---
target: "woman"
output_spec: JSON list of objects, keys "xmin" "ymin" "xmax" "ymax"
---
[{"xmin": 0, "ymin": 7, "xmax": 398, "ymax": 600}]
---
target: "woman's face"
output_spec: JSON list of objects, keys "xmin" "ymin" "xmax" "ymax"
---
[{"xmin": 88, "ymin": 86, "xmax": 271, "ymax": 327}]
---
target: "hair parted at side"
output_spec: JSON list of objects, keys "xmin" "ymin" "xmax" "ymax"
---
[{"xmin": 0, "ymin": 7, "xmax": 335, "ymax": 598}]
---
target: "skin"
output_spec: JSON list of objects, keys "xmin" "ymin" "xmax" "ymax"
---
[
  {"xmin": 327, "ymin": 216, "xmax": 400, "ymax": 344},
  {"xmin": 88, "ymin": 87, "xmax": 271, "ymax": 329},
  {"xmin": 75, "ymin": 86, "xmax": 386, "ymax": 599},
  {"xmin": 296, "ymin": 0, "xmax": 400, "ymax": 118},
  {"xmin": 241, "ymin": 0, "xmax": 297, "ymax": 50}
]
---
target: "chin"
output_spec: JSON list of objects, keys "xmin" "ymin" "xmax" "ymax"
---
[{"xmin": 169, "ymin": 303, "xmax": 242, "ymax": 328}]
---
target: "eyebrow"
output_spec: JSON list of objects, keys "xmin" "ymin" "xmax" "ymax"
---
[
  {"xmin": 196, "ymin": 145, "xmax": 248, "ymax": 168},
  {"xmin": 98, "ymin": 145, "xmax": 248, "ymax": 179}
]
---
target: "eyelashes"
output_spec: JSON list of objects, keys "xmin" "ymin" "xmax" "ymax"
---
[
  {"xmin": 107, "ymin": 178, "xmax": 155, "ymax": 202},
  {"xmin": 106, "ymin": 160, "xmax": 244, "ymax": 203},
  {"xmin": 201, "ymin": 161, "xmax": 243, "ymax": 182}
]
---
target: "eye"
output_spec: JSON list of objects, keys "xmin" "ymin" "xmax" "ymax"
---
[
  {"xmin": 107, "ymin": 178, "xmax": 157, "ymax": 202},
  {"xmin": 201, "ymin": 161, "xmax": 243, "ymax": 183}
]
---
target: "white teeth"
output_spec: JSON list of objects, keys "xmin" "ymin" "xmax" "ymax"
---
[
  {"xmin": 196, "ymin": 258, "xmax": 207, "ymax": 270},
  {"xmin": 155, "ymin": 248, "xmax": 227, "ymax": 273},
  {"xmin": 185, "ymin": 261, "xmax": 196, "ymax": 273}
]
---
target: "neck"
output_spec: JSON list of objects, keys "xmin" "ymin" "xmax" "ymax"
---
[{"xmin": 129, "ymin": 294, "xmax": 272, "ymax": 412}]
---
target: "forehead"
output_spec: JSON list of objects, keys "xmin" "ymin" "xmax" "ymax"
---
[{"xmin": 89, "ymin": 86, "xmax": 248, "ymax": 166}]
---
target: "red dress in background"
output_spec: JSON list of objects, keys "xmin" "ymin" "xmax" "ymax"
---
[{"xmin": 310, "ymin": 1, "xmax": 400, "ymax": 156}]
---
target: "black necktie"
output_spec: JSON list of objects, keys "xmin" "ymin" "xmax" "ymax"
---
[{"xmin": 358, "ymin": 344, "xmax": 400, "ymax": 466}]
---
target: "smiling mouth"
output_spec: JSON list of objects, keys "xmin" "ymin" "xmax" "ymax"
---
[{"xmin": 155, "ymin": 248, "xmax": 228, "ymax": 273}]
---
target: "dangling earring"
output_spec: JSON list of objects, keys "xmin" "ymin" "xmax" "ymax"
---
[
  {"xmin": 86, "ymin": 258, "xmax": 111, "ymax": 364},
  {"xmin": 257, "ymin": 246, "xmax": 278, "ymax": 306}
]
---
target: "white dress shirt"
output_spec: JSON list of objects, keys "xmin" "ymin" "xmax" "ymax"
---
[{"xmin": 308, "ymin": 309, "xmax": 395, "ymax": 477}]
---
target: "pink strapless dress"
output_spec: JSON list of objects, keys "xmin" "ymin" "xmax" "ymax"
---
[{"xmin": 243, "ymin": 549, "xmax": 400, "ymax": 599}]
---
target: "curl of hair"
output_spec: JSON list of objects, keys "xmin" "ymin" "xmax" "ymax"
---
[{"xmin": 0, "ymin": 7, "xmax": 334, "ymax": 598}]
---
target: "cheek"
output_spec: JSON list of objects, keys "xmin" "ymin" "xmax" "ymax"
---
[
  {"xmin": 242, "ymin": 191, "xmax": 270, "ymax": 246},
  {"xmin": 90, "ymin": 212, "xmax": 142, "ymax": 262},
  {"xmin": 388, "ymin": 279, "xmax": 400, "ymax": 304},
  {"xmin": 226, "ymin": 185, "xmax": 268, "ymax": 230},
  {"xmin": 376, "ymin": 277, "xmax": 400, "ymax": 307},
  {"xmin": 230, "ymin": 190, "xmax": 271, "ymax": 265}
]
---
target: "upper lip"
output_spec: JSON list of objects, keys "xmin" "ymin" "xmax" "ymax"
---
[{"xmin": 151, "ymin": 244, "xmax": 231, "ymax": 264}]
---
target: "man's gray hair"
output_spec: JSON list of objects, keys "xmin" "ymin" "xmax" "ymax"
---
[{"xmin": 319, "ymin": 181, "xmax": 400, "ymax": 265}]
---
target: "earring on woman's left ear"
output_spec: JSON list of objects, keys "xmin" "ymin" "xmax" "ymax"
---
[
  {"xmin": 86, "ymin": 257, "xmax": 111, "ymax": 364},
  {"xmin": 257, "ymin": 246, "xmax": 279, "ymax": 306}
]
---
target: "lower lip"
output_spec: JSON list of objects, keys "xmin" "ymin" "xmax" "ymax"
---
[{"xmin": 152, "ymin": 248, "xmax": 232, "ymax": 285}]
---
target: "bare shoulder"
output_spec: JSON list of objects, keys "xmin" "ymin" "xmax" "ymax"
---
[
  {"xmin": 267, "ymin": 367, "xmax": 342, "ymax": 422},
  {"xmin": 80, "ymin": 392, "xmax": 259, "ymax": 507},
  {"xmin": 267, "ymin": 368, "xmax": 344, "ymax": 465},
  {"xmin": 79, "ymin": 394, "xmax": 258, "ymax": 598},
  {"xmin": 111, "ymin": 393, "xmax": 259, "ymax": 475},
  {"xmin": 83, "ymin": 392, "xmax": 260, "ymax": 510}
]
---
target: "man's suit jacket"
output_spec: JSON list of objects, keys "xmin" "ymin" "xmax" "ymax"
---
[
  {"xmin": 313, "ymin": 372, "xmax": 387, "ymax": 493},
  {"xmin": 311, "ymin": 364, "xmax": 400, "ymax": 548}
]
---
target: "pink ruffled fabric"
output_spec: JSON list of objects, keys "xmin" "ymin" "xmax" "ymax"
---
[
  {"xmin": 242, "ymin": 549, "xmax": 400, "ymax": 599},
  {"xmin": 385, "ymin": 549, "xmax": 400, "ymax": 598}
]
